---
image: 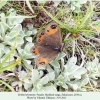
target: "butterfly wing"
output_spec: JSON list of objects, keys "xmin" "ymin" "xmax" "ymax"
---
[
  {"xmin": 30, "ymin": 45, "xmax": 59, "ymax": 66},
  {"xmin": 36, "ymin": 30, "xmax": 46, "ymax": 45},
  {"xmin": 36, "ymin": 22, "xmax": 62, "ymax": 49},
  {"xmin": 31, "ymin": 22, "xmax": 62, "ymax": 66}
]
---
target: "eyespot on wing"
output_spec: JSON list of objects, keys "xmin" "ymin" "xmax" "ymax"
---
[
  {"xmin": 45, "ymin": 22, "xmax": 59, "ymax": 35},
  {"xmin": 36, "ymin": 57, "xmax": 49, "ymax": 66},
  {"xmin": 30, "ymin": 46, "xmax": 40, "ymax": 56},
  {"xmin": 36, "ymin": 31, "xmax": 45, "ymax": 43}
]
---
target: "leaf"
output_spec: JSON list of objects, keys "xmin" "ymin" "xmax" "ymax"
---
[
  {"xmin": 22, "ymin": 60, "xmax": 33, "ymax": 70},
  {"xmin": 0, "ymin": 44, "xmax": 4, "ymax": 58},
  {"xmin": 24, "ymin": 42, "xmax": 34, "ymax": 53},
  {"xmin": 7, "ymin": 9, "xmax": 24, "ymax": 26},
  {"xmin": 46, "ymin": 64, "xmax": 54, "ymax": 73},
  {"xmin": 90, "ymin": 79, "xmax": 97, "ymax": 86},
  {"xmin": 32, "ymin": 29, "xmax": 37, "ymax": 34},
  {"xmin": 0, "ymin": 13, "xmax": 6, "ymax": 23},
  {"xmin": 64, "ymin": 57, "xmax": 83, "ymax": 77},
  {"xmin": 18, "ymin": 71, "xmax": 27, "ymax": 80},
  {"xmin": 72, "ymin": 84, "xmax": 78, "ymax": 90},
  {"xmin": 27, "ymin": 24, "xmax": 33, "ymax": 30},
  {"xmin": 43, "ymin": 86, "xmax": 57, "ymax": 92},
  {"xmin": 61, "ymin": 58, "xmax": 64, "ymax": 68},
  {"xmin": 0, "ymin": 38, "xmax": 17, "ymax": 67},
  {"xmin": 10, "ymin": 24, "xmax": 22, "ymax": 33},
  {"xmin": 16, "ymin": 37, "xmax": 24, "ymax": 45},
  {"xmin": 55, "ymin": 52, "xmax": 66, "ymax": 60},
  {"xmin": 6, "ymin": 36, "xmax": 24, "ymax": 46},
  {"xmin": 32, "ymin": 69, "xmax": 40, "ymax": 84},
  {"xmin": 25, "ymin": 37, "xmax": 32, "ymax": 42},
  {"xmin": 25, "ymin": 31, "xmax": 32, "ymax": 36},
  {"xmin": 39, "ymin": 76, "xmax": 49, "ymax": 85},
  {"xmin": 46, "ymin": 72, "xmax": 55, "ymax": 81},
  {"xmin": 19, "ymin": 30, "xmax": 25, "ymax": 38},
  {"xmin": 0, "ymin": 23, "xmax": 5, "ymax": 38},
  {"xmin": 71, "ymin": 67, "xmax": 87, "ymax": 79},
  {"xmin": 4, "ymin": 46, "xmax": 10, "ymax": 54},
  {"xmin": 50, "ymin": 60, "xmax": 60, "ymax": 68},
  {"xmin": 24, "ymin": 83, "xmax": 32, "ymax": 90},
  {"xmin": 62, "ymin": 84, "xmax": 68, "ymax": 89},
  {"xmin": 56, "ymin": 75, "xmax": 64, "ymax": 85},
  {"xmin": 66, "ymin": 56, "xmax": 77, "ymax": 70},
  {"xmin": 35, "ymin": 83, "xmax": 43, "ymax": 91},
  {"xmin": 67, "ymin": 82, "xmax": 78, "ymax": 90},
  {"xmin": 80, "ymin": 78, "xmax": 89, "ymax": 87},
  {"xmin": 0, "ymin": 43, "xmax": 4, "ymax": 50},
  {"xmin": 7, "ymin": 32, "xmax": 18, "ymax": 40}
]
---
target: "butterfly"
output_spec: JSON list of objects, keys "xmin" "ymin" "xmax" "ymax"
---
[{"xmin": 30, "ymin": 21, "xmax": 62, "ymax": 66}]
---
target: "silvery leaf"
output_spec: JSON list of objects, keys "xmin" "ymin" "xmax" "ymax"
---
[
  {"xmin": 32, "ymin": 69, "xmax": 40, "ymax": 84},
  {"xmin": 90, "ymin": 79, "xmax": 97, "ymax": 86},
  {"xmin": 32, "ymin": 29, "xmax": 37, "ymax": 34},
  {"xmin": 25, "ymin": 42, "xmax": 34, "ymax": 53},
  {"xmin": 0, "ymin": 43, "xmax": 4, "ymax": 50},
  {"xmin": 24, "ymin": 83, "xmax": 32, "ymax": 90},
  {"xmin": 55, "ymin": 52, "xmax": 66, "ymax": 60},
  {"xmin": 39, "ymin": 76, "xmax": 49, "ymax": 85},
  {"xmin": 69, "ymin": 67, "xmax": 87, "ymax": 79},
  {"xmin": 50, "ymin": 60, "xmax": 60, "ymax": 68},
  {"xmin": 19, "ymin": 30, "xmax": 26, "ymax": 38},
  {"xmin": 0, "ymin": 13, "xmax": 6, "ymax": 23},
  {"xmin": 18, "ymin": 71, "xmax": 27, "ymax": 80},
  {"xmin": 66, "ymin": 56, "xmax": 77, "ymax": 70},
  {"xmin": 25, "ymin": 37, "xmax": 32, "ymax": 42},
  {"xmin": 16, "ymin": 37, "xmax": 24, "ymax": 45},
  {"xmin": 27, "ymin": 24, "xmax": 33, "ymax": 30},
  {"xmin": 67, "ymin": 82, "xmax": 78, "ymax": 90},
  {"xmin": 35, "ymin": 83, "xmax": 43, "ymax": 90},
  {"xmin": 56, "ymin": 75, "xmax": 64, "ymax": 85},
  {"xmin": 0, "ymin": 23, "xmax": 5, "ymax": 38},
  {"xmin": 12, "ymin": 81, "xmax": 20, "ymax": 86},
  {"xmin": 7, "ymin": 31, "xmax": 18, "ymax": 40},
  {"xmin": 10, "ymin": 24, "xmax": 22, "ymax": 33},
  {"xmin": 4, "ymin": 35, "xmax": 11, "ymax": 41},
  {"xmin": 46, "ymin": 64, "xmax": 54, "ymax": 73},
  {"xmin": 53, "ymin": 67, "xmax": 60, "ymax": 76},
  {"xmin": 22, "ymin": 60, "xmax": 33, "ymax": 70},
  {"xmin": 23, "ymin": 59, "xmax": 31, "ymax": 65},
  {"xmin": 25, "ymin": 31, "xmax": 32, "ymax": 36},
  {"xmin": 4, "ymin": 46, "xmax": 10, "ymax": 54},
  {"xmin": 61, "ymin": 58, "xmax": 64, "ymax": 67},
  {"xmin": 80, "ymin": 78, "xmax": 89, "ymax": 87},
  {"xmin": 46, "ymin": 72, "xmax": 55, "ymax": 81},
  {"xmin": 32, "ymin": 88, "xmax": 37, "ymax": 92},
  {"xmin": 66, "ymin": 65, "xmax": 80, "ymax": 76},
  {"xmin": 43, "ymin": 86, "xmax": 57, "ymax": 92},
  {"xmin": 62, "ymin": 84, "xmax": 68, "ymax": 89}
]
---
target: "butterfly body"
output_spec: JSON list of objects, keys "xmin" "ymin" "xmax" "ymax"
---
[{"xmin": 31, "ymin": 21, "xmax": 62, "ymax": 66}]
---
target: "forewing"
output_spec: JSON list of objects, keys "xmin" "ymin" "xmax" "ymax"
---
[{"xmin": 36, "ymin": 22, "xmax": 62, "ymax": 49}]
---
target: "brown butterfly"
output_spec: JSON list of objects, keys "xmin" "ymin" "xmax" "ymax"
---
[{"xmin": 30, "ymin": 21, "xmax": 62, "ymax": 66}]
